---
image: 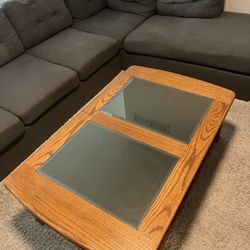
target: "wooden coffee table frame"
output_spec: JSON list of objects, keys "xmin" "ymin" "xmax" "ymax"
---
[{"xmin": 5, "ymin": 66, "xmax": 235, "ymax": 250}]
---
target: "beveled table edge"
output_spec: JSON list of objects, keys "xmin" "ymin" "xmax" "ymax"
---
[{"xmin": 5, "ymin": 66, "xmax": 235, "ymax": 250}]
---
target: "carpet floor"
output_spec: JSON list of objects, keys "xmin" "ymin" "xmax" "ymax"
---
[{"xmin": 0, "ymin": 99, "xmax": 249, "ymax": 250}]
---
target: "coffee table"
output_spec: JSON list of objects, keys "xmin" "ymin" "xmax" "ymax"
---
[{"xmin": 5, "ymin": 66, "xmax": 235, "ymax": 250}]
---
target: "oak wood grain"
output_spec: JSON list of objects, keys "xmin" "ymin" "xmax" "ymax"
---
[
  {"xmin": 5, "ymin": 66, "xmax": 235, "ymax": 250},
  {"xmin": 83, "ymin": 66, "xmax": 234, "ymax": 119},
  {"xmin": 5, "ymin": 112, "xmax": 154, "ymax": 250},
  {"xmin": 139, "ymin": 101, "xmax": 231, "ymax": 248},
  {"xmin": 126, "ymin": 66, "xmax": 235, "ymax": 104},
  {"xmin": 92, "ymin": 112, "xmax": 187, "ymax": 157}
]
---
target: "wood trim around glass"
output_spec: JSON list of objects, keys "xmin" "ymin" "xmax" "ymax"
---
[{"xmin": 5, "ymin": 66, "xmax": 235, "ymax": 250}]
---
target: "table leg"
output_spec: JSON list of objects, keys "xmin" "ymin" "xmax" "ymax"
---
[
  {"xmin": 34, "ymin": 216, "xmax": 45, "ymax": 226},
  {"xmin": 214, "ymin": 127, "xmax": 222, "ymax": 143}
]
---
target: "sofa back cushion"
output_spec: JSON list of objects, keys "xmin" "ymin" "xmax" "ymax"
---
[
  {"xmin": 65, "ymin": 0, "xmax": 106, "ymax": 21},
  {"xmin": 157, "ymin": 0, "xmax": 224, "ymax": 18},
  {"xmin": 107, "ymin": 0, "xmax": 156, "ymax": 17},
  {"xmin": 0, "ymin": 11, "xmax": 24, "ymax": 67},
  {"xmin": 4, "ymin": 0, "xmax": 72, "ymax": 48}
]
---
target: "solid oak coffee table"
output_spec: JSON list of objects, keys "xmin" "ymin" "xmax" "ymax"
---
[{"xmin": 5, "ymin": 66, "xmax": 235, "ymax": 250}]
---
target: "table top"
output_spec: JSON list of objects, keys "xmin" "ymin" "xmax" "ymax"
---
[{"xmin": 5, "ymin": 66, "xmax": 235, "ymax": 250}]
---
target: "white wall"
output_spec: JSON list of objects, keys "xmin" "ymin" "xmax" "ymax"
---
[
  {"xmin": 1, "ymin": 0, "xmax": 250, "ymax": 14},
  {"xmin": 225, "ymin": 0, "xmax": 250, "ymax": 14}
]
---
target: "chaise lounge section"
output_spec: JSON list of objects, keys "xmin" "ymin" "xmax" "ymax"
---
[
  {"xmin": 0, "ymin": 0, "xmax": 249, "ymax": 180},
  {"xmin": 122, "ymin": 12, "xmax": 250, "ymax": 100}
]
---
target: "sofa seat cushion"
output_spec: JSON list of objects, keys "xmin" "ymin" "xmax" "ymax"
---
[
  {"xmin": 73, "ymin": 8, "xmax": 146, "ymax": 46},
  {"xmin": 27, "ymin": 28, "xmax": 119, "ymax": 80},
  {"xmin": 0, "ymin": 54, "xmax": 79, "ymax": 125},
  {"xmin": 124, "ymin": 13, "xmax": 250, "ymax": 74},
  {"xmin": 0, "ymin": 108, "xmax": 24, "ymax": 152},
  {"xmin": 4, "ymin": 0, "xmax": 72, "ymax": 48},
  {"xmin": 107, "ymin": 0, "xmax": 156, "ymax": 17},
  {"xmin": 0, "ymin": 11, "xmax": 24, "ymax": 67}
]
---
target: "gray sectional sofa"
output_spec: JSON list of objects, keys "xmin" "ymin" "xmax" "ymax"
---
[{"xmin": 0, "ymin": 0, "xmax": 249, "ymax": 180}]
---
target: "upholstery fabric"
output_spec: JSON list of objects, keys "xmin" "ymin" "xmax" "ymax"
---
[
  {"xmin": 0, "ymin": 108, "xmax": 24, "ymax": 152},
  {"xmin": 124, "ymin": 13, "xmax": 250, "ymax": 74},
  {"xmin": 27, "ymin": 28, "xmax": 119, "ymax": 80},
  {"xmin": 4, "ymin": 0, "xmax": 72, "ymax": 48},
  {"xmin": 0, "ymin": 11, "xmax": 24, "ymax": 67},
  {"xmin": 0, "ymin": 54, "xmax": 79, "ymax": 125},
  {"xmin": 73, "ymin": 9, "xmax": 146, "ymax": 45},
  {"xmin": 107, "ymin": 0, "xmax": 156, "ymax": 17},
  {"xmin": 157, "ymin": 0, "xmax": 224, "ymax": 18},
  {"xmin": 65, "ymin": 0, "xmax": 106, "ymax": 20}
]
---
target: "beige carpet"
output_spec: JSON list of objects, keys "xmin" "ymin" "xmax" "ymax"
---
[{"xmin": 0, "ymin": 99, "xmax": 249, "ymax": 250}]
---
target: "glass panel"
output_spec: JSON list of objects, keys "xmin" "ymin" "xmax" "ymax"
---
[
  {"xmin": 101, "ymin": 78, "xmax": 213, "ymax": 143},
  {"xmin": 38, "ymin": 123, "xmax": 178, "ymax": 228}
]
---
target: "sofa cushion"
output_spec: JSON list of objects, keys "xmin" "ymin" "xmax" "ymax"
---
[
  {"xmin": 157, "ymin": 0, "xmax": 224, "ymax": 18},
  {"xmin": 0, "ymin": 54, "xmax": 79, "ymax": 125},
  {"xmin": 0, "ymin": 108, "xmax": 24, "ymax": 152},
  {"xmin": 0, "ymin": 11, "xmax": 24, "ymax": 67},
  {"xmin": 73, "ymin": 9, "xmax": 146, "ymax": 45},
  {"xmin": 4, "ymin": 0, "xmax": 72, "ymax": 48},
  {"xmin": 124, "ymin": 13, "xmax": 250, "ymax": 75},
  {"xmin": 107, "ymin": 0, "xmax": 156, "ymax": 17},
  {"xmin": 65, "ymin": 0, "xmax": 106, "ymax": 21},
  {"xmin": 27, "ymin": 28, "xmax": 119, "ymax": 80}
]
